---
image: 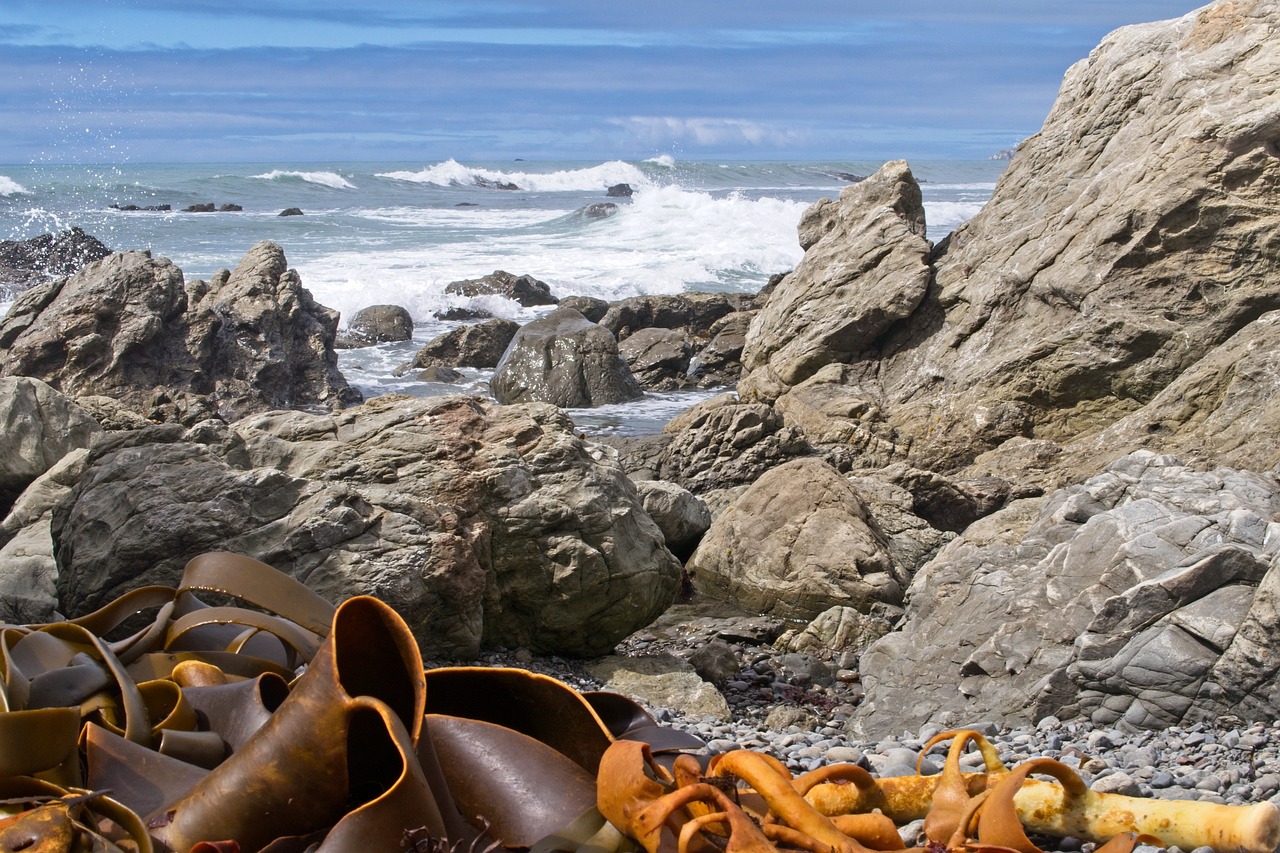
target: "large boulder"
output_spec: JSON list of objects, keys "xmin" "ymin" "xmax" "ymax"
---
[
  {"xmin": 0, "ymin": 242, "xmax": 362, "ymax": 424},
  {"xmin": 599, "ymin": 293, "xmax": 755, "ymax": 341},
  {"xmin": 687, "ymin": 457, "xmax": 908, "ymax": 620},
  {"xmin": 850, "ymin": 451, "xmax": 1280, "ymax": 739},
  {"xmin": 618, "ymin": 328, "xmax": 693, "ymax": 391},
  {"xmin": 740, "ymin": 160, "xmax": 931, "ymax": 389},
  {"xmin": 46, "ymin": 395, "xmax": 680, "ymax": 658},
  {"xmin": 490, "ymin": 307, "xmax": 644, "ymax": 408},
  {"xmin": 0, "ymin": 377, "xmax": 102, "ymax": 515},
  {"xmin": 411, "ymin": 318, "xmax": 519, "ymax": 370},
  {"xmin": 335, "ymin": 304, "xmax": 414, "ymax": 348}
]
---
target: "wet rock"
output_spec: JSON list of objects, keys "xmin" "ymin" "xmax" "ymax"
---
[
  {"xmin": 335, "ymin": 304, "xmax": 414, "ymax": 349},
  {"xmin": 445, "ymin": 270, "xmax": 557, "ymax": 307},
  {"xmin": 411, "ymin": 318, "xmax": 519, "ymax": 370}
]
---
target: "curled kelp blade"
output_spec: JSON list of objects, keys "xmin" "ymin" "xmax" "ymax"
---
[
  {"xmin": 82, "ymin": 722, "xmax": 210, "ymax": 820},
  {"xmin": 425, "ymin": 714, "xmax": 599, "ymax": 848},
  {"xmin": 582, "ymin": 691, "xmax": 705, "ymax": 755},
  {"xmin": 423, "ymin": 667, "xmax": 614, "ymax": 775},
  {"xmin": 178, "ymin": 552, "xmax": 337, "ymax": 639},
  {"xmin": 181, "ymin": 671, "xmax": 290, "ymax": 752}
]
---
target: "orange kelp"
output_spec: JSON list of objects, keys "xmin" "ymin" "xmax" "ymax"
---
[{"xmin": 1, "ymin": 551, "xmax": 1278, "ymax": 853}]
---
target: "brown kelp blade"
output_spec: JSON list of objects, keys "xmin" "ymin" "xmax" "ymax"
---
[
  {"xmin": 181, "ymin": 671, "xmax": 290, "ymax": 751},
  {"xmin": 82, "ymin": 722, "xmax": 210, "ymax": 820},
  {"xmin": 425, "ymin": 713, "xmax": 599, "ymax": 847},
  {"xmin": 424, "ymin": 667, "xmax": 614, "ymax": 774},
  {"xmin": 583, "ymin": 691, "xmax": 706, "ymax": 754}
]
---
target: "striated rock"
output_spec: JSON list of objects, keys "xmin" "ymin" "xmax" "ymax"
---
[
  {"xmin": 0, "ymin": 228, "xmax": 112, "ymax": 297},
  {"xmin": 335, "ymin": 304, "xmax": 414, "ymax": 349},
  {"xmin": 740, "ymin": 160, "xmax": 931, "ymax": 389},
  {"xmin": 687, "ymin": 457, "xmax": 907, "ymax": 620},
  {"xmin": 44, "ymin": 394, "xmax": 679, "ymax": 658},
  {"xmin": 850, "ymin": 451, "xmax": 1280, "ymax": 738},
  {"xmin": 445, "ymin": 270, "xmax": 557, "ymax": 307},
  {"xmin": 0, "ymin": 242, "xmax": 362, "ymax": 424},
  {"xmin": 490, "ymin": 307, "xmax": 643, "ymax": 408},
  {"xmin": 411, "ymin": 318, "xmax": 519, "ymax": 370}
]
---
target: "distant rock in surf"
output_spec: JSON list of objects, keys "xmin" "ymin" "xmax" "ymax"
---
[
  {"xmin": 606, "ymin": 183, "xmax": 634, "ymax": 197},
  {"xmin": 110, "ymin": 203, "xmax": 171, "ymax": 212},
  {"xmin": 184, "ymin": 202, "xmax": 216, "ymax": 213},
  {"xmin": 278, "ymin": 207, "xmax": 304, "ymax": 217},
  {"xmin": 219, "ymin": 203, "xmax": 243, "ymax": 212},
  {"xmin": 473, "ymin": 176, "xmax": 519, "ymax": 190},
  {"xmin": 580, "ymin": 202, "xmax": 619, "ymax": 219},
  {"xmin": 445, "ymin": 269, "xmax": 557, "ymax": 307}
]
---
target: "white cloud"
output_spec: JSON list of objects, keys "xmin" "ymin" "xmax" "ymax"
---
[{"xmin": 609, "ymin": 116, "xmax": 808, "ymax": 150}]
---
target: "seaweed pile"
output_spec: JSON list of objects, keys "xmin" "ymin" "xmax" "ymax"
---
[{"xmin": 1, "ymin": 552, "xmax": 1277, "ymax": 853}]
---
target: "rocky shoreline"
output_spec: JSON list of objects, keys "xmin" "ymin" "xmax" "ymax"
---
[{"xmin": 0, "ymin": 0, "xmax": 1278, "ymax": 821}]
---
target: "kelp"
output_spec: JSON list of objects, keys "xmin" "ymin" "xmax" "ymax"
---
[{"xmin": 1, "ymin": 552, "xmax": 1277, "ymax": 853}]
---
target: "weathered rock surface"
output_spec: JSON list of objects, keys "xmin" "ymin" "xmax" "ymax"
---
[
  {"xmin": 688, "ymin": 457, "xmax": 908, "ymax": 620},
  {"xmin": 599, "ymin": 293, "xmax": 755, "ymax": 342},
  {"xmin": 851, "ymin": 452, "xmax": 1280, "ymax": 738},
  {"xmin": 335, "ymin": 304, "xmax": 414, "ymax": 348},
  {"xmin": 618, "ymin": 328, "xmax": 692, "ymax": 391},
  {"xmin": 490, "ymin": 307, "xmax": 643, "ymax": 408},
  {"xmin": 587, "ymin": 654, "xmax": 731, "ymax": 721},
  {"xmin": 410, "ymin": 318, "xmax": 519, "ymax": 370},
  {"xmin": 45, "ymin": 394, "xmax": 680, "ymax": 658},
  {"xmin": 0, "ymin": 377, "xmax": 102, "ymax": 515},
  {"xmin": 0, "ymin": 242, "xmax": 362, "ymax": 424},
  {"xmin": 740, "ymin": 160, "xmax": 931, "ymax": 389},
  {"xmin": 445, "ymin": 270, "xmax": 557, "ymax": 307},
  {"xmin": 0, "ymin": 228, "xmax": 112, "ymax": 298},
  {"xmin": 633, "ymin": 479, "xmax": 712, "ymax": 560}
]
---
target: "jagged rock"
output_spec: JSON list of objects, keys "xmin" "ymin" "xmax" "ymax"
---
[
  {"xmin": 618, "ymin": 328, "xmax": 692, "ymax": 391},
  {"xmin": 335, "ymin": 304, "xmax": 414, "ymax": 349},
  {"xmin": 44, "ymin": 394, "xmax": 679, "ymax": 658},
  {"xmin": 490, "ymin": 307, "xmax": 643, "ymax": 408},
  {"xmin": 0, "ymin": 242, "xmax": 362, "ymax": 424},
  {"xmin": 850, "ymin": 451, "xmax": 1280, "ymax": 739},
  {"xmin": 687, "ymin": 457, "xmax": 907, "ymax": 620},
  {"xmin": 633, "ymin": 479, "xmax": 712, "ymax": 561},
  {"xmin": 410, "ymin": 318, "xmax": 519, "ymax": 370},
  {"xmin": 0, "ymin": 377, "xmax": 102, "ymax": 516},
  {"xmin": 445, "ymin": 270, "xmax": 557, "ymax": 307},
  {"xmin": 740, "ymin": 160, "xmax": 931, "ymax": 389},
  {"xmin": 0, "ymin": 228, "xmax": 112, "ymax": 297}
]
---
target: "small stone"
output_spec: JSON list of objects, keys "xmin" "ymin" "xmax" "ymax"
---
[
  {"xmin": 1150, "ymin": 771, "xmax": 1176, "ymax": 789},
  {"xmin": 1092, "ymin": 772, "xmax": 1142, "ymax": 797}
]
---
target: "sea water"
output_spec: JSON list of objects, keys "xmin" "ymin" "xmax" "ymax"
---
[{"xmin": 0, "ymin": 157, "xmax": 1004, "ymax": 435}]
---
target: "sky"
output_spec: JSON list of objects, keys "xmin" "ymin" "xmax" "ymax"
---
[{"xmin": 0, "ymin": 1, "xmax": 1211, "ymax": 165}]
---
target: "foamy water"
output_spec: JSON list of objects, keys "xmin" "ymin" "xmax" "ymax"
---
[{"xmin": 0, "ymin": 157, "xmax": 1004, "ymax": 434}]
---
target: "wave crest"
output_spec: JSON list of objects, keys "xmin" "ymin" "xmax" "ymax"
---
[
  {"xmin": 251, "ymin": 170, "xmax": 356, "ymax": 190},
  {"xmin": 378, "ymin": 159, "xmax": 653, "ymax": 192},
  {"xmin": 0, "ymin": 176, "xmax": 31, "ymax": 196}
]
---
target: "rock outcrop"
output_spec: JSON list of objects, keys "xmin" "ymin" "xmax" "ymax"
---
[
  {"xmin": 0, "ymin": 242, "xmax": 362, "ymax": 424},
  {"xmin": 688, "ymin": 458, "xmax": 908, "ymax": 620},
  {"xmin": 410, "ymin": 318, "xmax": 519, "ymax": 371},
  {"xmin": 850, "ymin": 452, "xmax": 1280, "ymax": 738},
  {"xmin": 0, "ymin": 228, "xmax": 112, "ymax": 298},
  {"xmin": 490, "ymin": 307, "xmax": 643, "ymax": 408},
  {"xmin": 46, "ymin": 394, "xmax": 680, "ymax": 659}
]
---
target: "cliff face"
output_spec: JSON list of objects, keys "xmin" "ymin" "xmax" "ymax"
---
[{"xmin": 739, "ymin": 1, "xmax": 1280, "ymax": 488}]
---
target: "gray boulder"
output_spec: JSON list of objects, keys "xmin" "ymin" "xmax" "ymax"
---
[
  {"xmin": 633, "ymin": 479, "xmax": 712, "ymax": 560},
  {"xmin": 410, "ymin": 318, "xmax": 519, "ymax": 371},
  {"xmin": 445, "ymin": 270, "xmax": 557, "ymax": 307},
  {"xmin": 336, "ymin": 304, "xmax": 414, "ymax": 348},
  {"xmin": 490, "ymin": 307, "xmax": 643, "ymax": 408},
  {"xmin": 850, "ymin": 451, "xmax": 1280, "ymax": 738},
  {"xmin": 687, "ymin": 457, "xmax": 907, "ymax": 620},
  {"xmin": 618, "ymin": 327, "xmax": 692, "ymax": 391},
  {"xmin": 45, "ymin": 394, "xmax": 679, "ymax": 659},
  {"xmin": 0, "ymin": 242, "xmax": 362, "ymax": 424}
]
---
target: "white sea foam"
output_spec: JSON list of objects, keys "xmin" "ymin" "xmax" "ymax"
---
[
  {"xmin": 0, "ymin": 176, "xmax": 31, "ymax": 196},
  {"xmin": 378, "ymin": 159, "xmax": 653, "ymax": 193},
  {"xmin": 251, "ymin": 170, "xmax": 356, "ymax": 190},
  {"xmin": 923, "ymin": 200, "xmax": 989, "ymax": 240},
  {"xmin": 644, "ymin": 154, "xmax": 677, "ymax": 168}
]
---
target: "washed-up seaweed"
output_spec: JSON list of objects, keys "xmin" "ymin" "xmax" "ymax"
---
[{"xmin": 1, "ymin": 551, "xmax": 1277, "ymax": 853}]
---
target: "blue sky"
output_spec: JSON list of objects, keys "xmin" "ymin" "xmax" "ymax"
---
[{"xmin": 0, "ymin": 1, "xmax": 1208, "ymax": 164}]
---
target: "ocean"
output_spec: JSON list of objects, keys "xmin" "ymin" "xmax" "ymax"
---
[{"xmin": 0, "ymin": 157, "xmax": 1004, "ymax": 435}]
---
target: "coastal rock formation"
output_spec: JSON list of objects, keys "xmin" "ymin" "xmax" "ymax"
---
[
  {"xmin": 618, "ymin": 328, "xmax": 692, "ymax": 391},
  {"xmin": 445, "ymin": 269, "xmax": 558, "ymax": 307},
  {"xmin": 409, "ymin": 318, "xmax": 519, "ymax": 371},
  {"xmin": 740, "ymin": 160, "xmax": 931, "ymax": 389},
  {"xmin": 633, "ymin": 479, "xmax": 712, "ymax": 561},
  {"xmin": 335, "ymin": 304, "xmax": 414, "ymax": 348},
  {"xmin": 850, "ymin": 452, "xmax": 1280, "ymax": 738},
  {"xmin": 0, "ymin": 227, "xmax": 112, "ymax": 298},
  {"xmin": 0, "ymin": 377, "xmax": 101, "ymax": 515},
  {"xmin": 46, "ymin": 394, "xmax": 680, "ymax": 658},
  {"xmin": 490, "ymin": 307, "xmax": 644, "ymax": 408},
  {"xmin": 0, "ymin": 242, "xmax": 362, "ymax": 423},
  {"xmin": 599, "ymin": 293, "xmax": 755, "ymax": 342},
  {"xmin": 688, "ymin": 457, "xmax": 907, "ymax": 620}
]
